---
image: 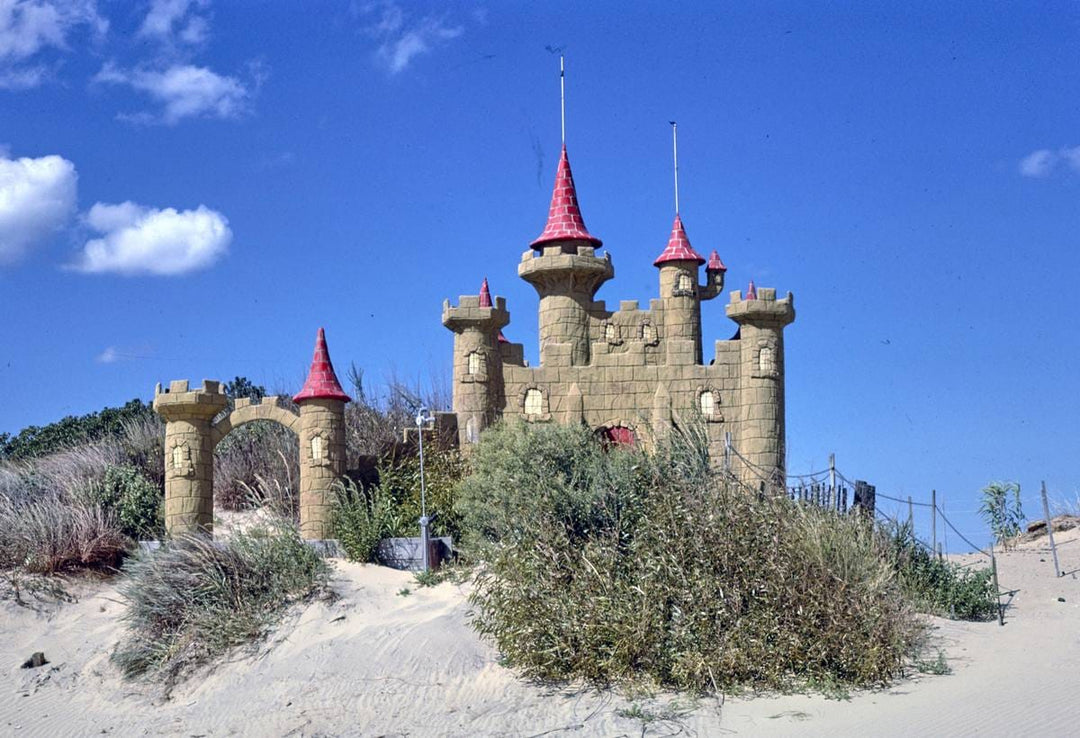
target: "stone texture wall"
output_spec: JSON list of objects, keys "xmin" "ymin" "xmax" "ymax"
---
[
  {"xmin": 154, "ymin": 380, "xmax": 229, "ymax": 535},
  {"xmin": 297, "ymin": 398, "xmax": 346, "ymax": 540}
]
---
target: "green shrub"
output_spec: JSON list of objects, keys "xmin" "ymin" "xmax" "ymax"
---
[
  {"xmin": 86, "ymin": 465, "xmax": 164, "ymax": 540},
  {"xmin": 979, "ymin": 481, "xmax": 1024, "ymax": 549},
  {"xmin": 333, "ymin": 478, "xmax": 405, "ymax": 562},
  {"xmin": 883, "ymin": 521, "xmax": 996, "ymax": 621},
  {"xmin": 374, "ymin": 447, "xmax": 467, "ymax": 539},
  {"xmin": 112, "ymin": 522, "xmax": 329, "ymax": 684},
  {"xmin": 457, "ymin": 421, "xmax": 917, "ymax": 693},
  {"xmin": 0, "ymin": 399, "xmax": 156, "ymax": 462}
]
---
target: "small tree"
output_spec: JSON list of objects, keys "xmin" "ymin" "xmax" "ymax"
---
[{"xmin": 979, "ymin": 481, "xmax": 1023, "ymax": 550}]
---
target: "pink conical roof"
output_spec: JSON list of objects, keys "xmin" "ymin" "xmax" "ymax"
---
[
  {"xmin": 653, "ymin": 214, "xmax": 705, "ymax": 267},
  {"xmin": 746, "ymin": 281, "xmax": 757, "ymax": 300},
  {"xmin": 497, "ymin": 331, "xmax": 509, "ymax": 344},
  {"xmin": 293, "ymin": 328, "xmax": 351, "ymax": 403},
  {"xmin": 706, "ymin": 249, "xmax": 727, "ymax": 272},
  {"xmin": 531, "ymin": 145, "xmax": 602, "ymax": 249},
  {"xmin": 478, "ymin": 277, "xmax": 492, "ymax": 307}
]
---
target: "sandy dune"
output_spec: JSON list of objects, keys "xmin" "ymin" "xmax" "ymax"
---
[{"xmin": 3, "ymin": 526, "xmax": 1077, "ymax": 737}]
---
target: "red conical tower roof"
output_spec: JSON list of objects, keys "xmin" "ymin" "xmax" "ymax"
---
[
  {"xmin": 706, "ymin": 249, "xmax": 727, "ymax": 273},
  {"xmin": 531, "ymin": 145, "xmax": 602, "ymax": 249},
  {"xmin": 746, "ymin": 280, "xmax": 757, "ymax": 300},
  {"xmin": 293, "ymin": 328, "xmax": 351, "ymax": 403},
  {"xmin": 478, "ymin": 277, "xmax": 492, "ymax": 307},
  {"xmin": 653, "ymin": 214, "xmax": 705, "ymax": 267}
]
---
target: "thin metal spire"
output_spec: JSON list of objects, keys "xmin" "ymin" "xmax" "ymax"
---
[
  {"xmin": 670, "ymin": 120, "xmax": 679, "ymax": 214},
  {"xmin": 560, "ymin": 55, "xmax": 566, "ymax": 144}
]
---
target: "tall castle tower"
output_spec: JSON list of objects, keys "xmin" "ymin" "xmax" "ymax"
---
[
  {"xmin": 443, "ymin": 110, "xmax": 796, "ymax": 483},
  {"xmin": 518, "ymin": 145, "xmax": 613, "ymax": 368}
]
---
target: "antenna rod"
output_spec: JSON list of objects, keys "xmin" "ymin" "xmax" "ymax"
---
[
  {"xmin": 560, "ymin": 55, "xmax": 566, "ymax": 144},
  {"xmin": 670, "ymin": 120, "xmax": 679, "ymax": 214}
]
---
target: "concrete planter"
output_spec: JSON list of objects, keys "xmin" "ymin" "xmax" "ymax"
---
[{"xmin": 376, "ymin": 536, "xmax": 454, "ymax": 571}]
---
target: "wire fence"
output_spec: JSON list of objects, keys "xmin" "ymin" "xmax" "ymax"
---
[{"xmin": 717, "ymin": 439, "xmax": 1057, "ymax": 626}]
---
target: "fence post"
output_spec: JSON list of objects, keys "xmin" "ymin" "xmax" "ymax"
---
[
  {"xmin": 931, "ymin": 489, "xmax": 937, "ymax": 557},
  {"xmin": 907, "ymin": 495, "xmax": 914, "ymax": 528},
  {"xmin": 853, "ymin": 480, "xmax": 875, "ymax": 517},
  {"xmin": 723, "ymin": 432, "xmax": 731, "ymax": 474},
  {"xmin": 990, "ymin": 551, "xmax": 1004, "ymax": 626},
  {"xmin": 829, "ymin": 453, "xmax": 836, "ymax": 509},
  {"xmin": 1040, "ymin": 481, "xmax": 1062, "ymax": 577}
]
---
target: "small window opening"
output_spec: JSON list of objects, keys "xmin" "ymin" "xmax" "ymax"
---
[{"xmin": 524, "ymin": 388, "xmax": 543, "ymax": 415}]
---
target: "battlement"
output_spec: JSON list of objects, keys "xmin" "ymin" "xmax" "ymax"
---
[
  {"xmin": 233, "ymin": 395, "xmax": 286, "ymax": 410},
  {"xmin": 442, "ymin": 296, "xmax": 510, "ymax": 331},
  {"xmin": 153, "ymin": 379, "xmax": 229, "ymax": 419},
  {"xmin": 726, "ymin": 288, "xmax": 796, "ymax": 325}
]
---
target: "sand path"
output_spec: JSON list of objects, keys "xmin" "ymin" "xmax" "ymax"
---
[{"xmin": 2, "ymin": 528, "xmax": 1077, "ymax": 737}]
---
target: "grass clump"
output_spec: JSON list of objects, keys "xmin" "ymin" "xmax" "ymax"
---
[
  {"xmin": 333, "ymin": 448, "xmax": 466, "ymax": 563},
  {"xmin": 112, "ymin": 521, "xmax": 329, "ymax": 684},
  {"xmin": 457, "ymin": 421, "xmax": 918, "ymax": 694},
  {"xmin": 884, "ymin": 521, "xmax": 996, "ymax": 621},
  {"xmin": 0, "ymin": 490, "xmax": 128, "ymax": 574}
]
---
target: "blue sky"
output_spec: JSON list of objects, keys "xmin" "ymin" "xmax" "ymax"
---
[{"xmin": 2, "ymin": 1, "xmax": 1078, "ymax": 548}]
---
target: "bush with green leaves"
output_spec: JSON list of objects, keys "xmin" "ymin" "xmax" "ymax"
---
[
  {"xmin": 979, "ymin": 481, "xmax": 1024, "ymax": 549},
  {"xmin": 333, "ymin": 478, "xmax": 405, "ymax": 562},
  {"xmin": 882, "ymin": 521, "xmax": 996, "ymax": 621},
  {"xmin": 333, "ymin": 447, "xmax": 466, "ymax": 563},
  {"xmin": 0, "ymin": 399, "xmax": 156, "ymax": 462},
  {"xmin": 113, "ymin": 522, "xmax": 329, "ymax": 685},
  {"xmin": 457, "ymin": 421, "xmax": 918, "ymax": 693},
  {"xmin": 84, "ymin": 465, "xmax": 164, "ymax": 540}
]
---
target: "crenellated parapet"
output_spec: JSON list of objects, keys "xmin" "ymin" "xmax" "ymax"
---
[
  {"xmin": 154, "ymin": 380, "xmax": 230, "ymax": 535},
  {"xmin": 725, "ymin": 287, "xmax": 796, "ymax": 327}
]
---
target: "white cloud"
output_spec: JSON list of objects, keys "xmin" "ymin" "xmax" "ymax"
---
[
  {"xmin": 96, "ymin": 345, "xmax": 118, "ymax": 363},
  {"xmin": 0, "ymin": 0, "xmax": 107, "ymax": 88},
  {"xmin": 362, "ymin": 2, "xmax": 463, "ymax": 74},
  {"xmin": 0, "ymin": 153, "xmax": 77, "ymax": 264},
  {"xmin": 73, "ymin": 201, "xmax": 231, "ymax": 275},
  {"xmin": 138, "ymin": 0, "xmax": 209, "ymax": 46},
  {"xmin": 1019, "ymin": 146, "xmax": 1080, "ymax": 178},
  {"xmin": 1059, "ymin": 145, "xmax": 1080, "ymax": 173},
  {"xmin": 1019, "ymin": 149, "xmax": 1056, "ymax": 178},
  {"xmin": 95, "ymin": 62, "xmax": 248, "ymax": 124}
]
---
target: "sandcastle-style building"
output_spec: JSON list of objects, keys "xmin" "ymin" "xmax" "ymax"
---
[
  {"xmin": 154, "ymin": 328, "xmax": 350, "ymax": 539},
  {"xmin": 443, "ymin": 145, "xmax": 795, "ymax": 481}
]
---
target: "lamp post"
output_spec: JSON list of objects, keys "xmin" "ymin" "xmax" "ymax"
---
[{"xmin": 415, "ymin": 405, "xmax": 435, "ymax": 571}]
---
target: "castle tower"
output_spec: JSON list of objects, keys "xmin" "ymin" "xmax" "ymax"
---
[
  {"xmin": 519, "ymin": 145, "xmax": 613, "ymax": 367},
  {"xmin": 442, "ymin": 277, "xmax": 510, "ymax": 446},
  {"xmin": 653, "ymin": 215, "xmax": 725, "ymax": 365},
  {"xmin": 726, "ymin": 284, "xmax": 796, "ymax": 484},
  {"xmin": 292, "ymin": 328, "xmax": 350, "ymax": 540},
  {"xmin": 153, "ymin": 380, "xmax": 229, "ymax": 535}
]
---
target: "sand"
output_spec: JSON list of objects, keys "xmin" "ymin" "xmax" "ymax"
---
[{"xmin": 2, "ymin": 526, "xmax": 1077, "ymax": 737}]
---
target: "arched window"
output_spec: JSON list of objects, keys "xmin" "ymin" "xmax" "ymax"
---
[
  {"xmin": 641, "ymin": 322, "xmax": 655, "ymax": 343},
  {"xmin": 676, "ymin": 273, "xmax": 693, "ymax": 292},
  {"xmin": 605, "ymin": 323, "xmax": 616, "ymax": 342},
  {"xmin": 699, "ymin": 391, "xmax": 715, "ymax": 417},
  {"xmin": 310, "ymin": 434, "xmax": 325, "ymax": 462},
  {"xmin": 759, "ymin": 346, "xmax": 775, "ymax": 374},
  {"xmin": 524, "ymin": 388, "xmax": 543, "ymax": 416},
  {"xmin": 466, "ymin": 351, "xmax": 481, "ymax": 375},
  {"xmin": 172, "ymin": 445, "xmax": 185, "ymax": 470}
]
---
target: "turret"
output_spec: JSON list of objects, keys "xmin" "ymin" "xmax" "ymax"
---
[
  {"xmin": 519, "ymin": 145, "xmax": 613, "ymax": 367},
  {"xmin": 654, "ymin": 214, "xmax": 724, "ymax": 365},
  {"xmin": 153, "ymin": 379, "xmax": 229, "ymax": 535},
  {"xmin": 443, "ymin": 278, "xmax": 510, "ymax": 446},
  {"xmin": 292, "ymin": 328, "xmax": 350, "ymax": 540},
  {"xmin": 726, "ymin": 284, "xmax": 796, "ymax": 484}
]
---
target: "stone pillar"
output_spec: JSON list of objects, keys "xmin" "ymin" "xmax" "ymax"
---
[
  {"xmin": 153, "ymin": 380, "xmax": 229, "ymax": 536},
  {"xmin": 518, "ymin": 246, "xmax": 613, "ymax": 368},
  {"xmin": 442, "ymin": 293, "xmax": 510, "ymax": 448},
  {"xmin": 726, "ymin": 287, "xmax": 796, "ymax": 485},
  {"xmin": 658, "ymin": 261, "xmax": 703, "ymax": 366},
  {"xmin": 296, "ymin": 397, "xmax": 346, "ymax": 540}
]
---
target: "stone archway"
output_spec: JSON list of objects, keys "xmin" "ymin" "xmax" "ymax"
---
[{"xmin": 153, "ymin": 328, "xmax": 351, "ymax": 540}]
